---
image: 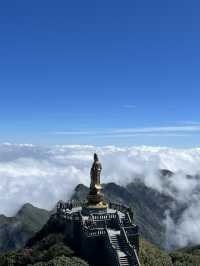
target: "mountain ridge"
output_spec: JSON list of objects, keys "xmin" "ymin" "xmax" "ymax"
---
[{"xmin": 0, "ymin": 174, "xmax": 200, "ymax": 265}]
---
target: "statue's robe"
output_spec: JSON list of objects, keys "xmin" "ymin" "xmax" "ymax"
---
[{"xmin": 90, "ymin": 160, "xmax": 102, "ymax": 190}]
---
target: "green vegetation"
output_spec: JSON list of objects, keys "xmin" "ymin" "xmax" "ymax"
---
[
  {"xmin": 0, "ymin": 179, "xmax": 176, "ymax": 254},
  {"xmin": 0, "ymin": 234, "xmax": 88, "ymax": 266},
  {"xmin": 3, "ymin": 233, "xmax": 200, "ymax": 266},
  {"xmin": 1, "ymin": 181, "xmax": 200, "ymax": 265},
  {"xmin": 0, "ymin": 203, "xmax": 50, "ymax": 253},
  {"xmin": 72, "ymin": 182, "xmax": 200, "ymax": 265},
  {"xmin": 170, "ymin": 245, "xmax": 200, "ymax": 266},
  {"xmin": 140, "ymin": 238, "xmax": 173, "ymax": 265},
  {"xmin": 16, "ymin": 203, "xmax": 51, "ymax": 232},
  {"xmin": 139, "ymin": 239, "xmax": 200, "ymax": 265}
]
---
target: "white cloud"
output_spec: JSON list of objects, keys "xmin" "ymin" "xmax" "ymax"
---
[
  {"xmin": 50, "ymin": 124, "xmax": 200, "ymax": 138},
  {"xmin": 165, "ymin": 199, "xmax": 200, "ymax": 249},
  {"xmin": 112, "ymin": 125, "xmax": 200, "ymax": 133},
  {"xmin": 0, "ymin": 143, "xmax": 200, "ymax": 248}
]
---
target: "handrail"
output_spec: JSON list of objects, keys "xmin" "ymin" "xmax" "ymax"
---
[
  {"xmin": 78, "ymin": 211, "xmax": 84, "ymax": 227},
  {"xmin": 116, "ymin": 211, "xmax": 122, "ymax": 229},
  {"xmin": 133, "ymin": 248, "xmax": 141, "ymax": 266},
  {"xmin": 86, "ymin": 228, "xmax": 106, "ymax": 237},
  {"xmin": 105, "ymin": 229, "xmax": 121, "ymax": 266},
  {"xmin": 57, "ymin": 200, "xmax": 86, "ymax": 212},
  {"xmin": 92, "ymin": 213, "xmax": 118, "ymax": 221},
  {"xmin": 109, "ymin": 202, "xmax": 129, "ymax": 213},
  {"xmin": 120, "ymin": 227, "xmax": 140, "ymax": 266},
  {"xmin": 124, "ymin": 226, "xmax": 138, "ymax": 236},
  {"xmin": 121, "ymin": 227, "xmax": 131, "ymax": 247},
  {"xmin": 57, "ymin": 200, "xmax": 134, "ymax": 221},
  {"xmin": 126, "ymin": 212, "xmax": 132, "ymax": 225},
  {"xmin": 109, "ymin": 202, "xmax": 134, "ymax": 220}
]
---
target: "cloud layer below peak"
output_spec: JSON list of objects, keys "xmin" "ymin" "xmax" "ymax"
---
[{"xmin": 1, "ymin": 143, "xmax": 200, "ymax": 248}]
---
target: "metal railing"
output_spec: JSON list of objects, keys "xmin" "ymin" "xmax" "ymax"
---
[
  {"xmin": 92, "ymin": 213, "xmax": 118, "ymax": 221},
  {"xmin": 120, "ymin": 227, "xmax": 141, "ymax": 266},
  {"xmin": 57, "ymin": 200, "xmax": 85, "ymax": 212},
  {"xmin": 57, "ymin": 200, "xmax": 134, "ymax": 219},
  {"xmin": 86, "ymin": 228, "xmax": 107, "ymax": 237},
  {"xmin": 108, "ymin": 202, "xmax": 134, "ymax": 220},
  {"xmin": 124, "ymin": 226, "xmax": 138, "ymax": 236},
  {"xmin": 105, "ymin": 229, "xmax": 121, "ymax": 266}
]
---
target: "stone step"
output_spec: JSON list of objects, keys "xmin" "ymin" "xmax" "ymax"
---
[
  {"xmin": 108, "ymin": 229, "xmax": 140, "ymax": 266},
  {"xmin": 119, "ymin": 256, "xmax": 129, "ymax": 266}
]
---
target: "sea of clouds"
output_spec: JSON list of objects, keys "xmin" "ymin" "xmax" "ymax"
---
[{"xmin": 1, "ymin": 143, "xmax": 200, "ymax": 249}]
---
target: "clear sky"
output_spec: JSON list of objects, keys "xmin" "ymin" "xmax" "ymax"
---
[{"xmin": 0, "ymin": 0, "xmax": 200, "ymax": 147}]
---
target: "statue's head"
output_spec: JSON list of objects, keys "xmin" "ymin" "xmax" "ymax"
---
[{"xmin": 94, "ymin": 153, "xmax": 98, "ymax": 161}]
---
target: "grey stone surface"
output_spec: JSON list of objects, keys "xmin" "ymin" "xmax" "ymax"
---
[{"xmin": 57, "ymin": 201, "xmax": 140, "ymax": 266}]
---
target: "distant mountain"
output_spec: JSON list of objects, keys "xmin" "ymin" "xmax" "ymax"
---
[
  {"xmin": 0, "ymin": 169, "xmax": 177, "ymax": 254},
  {"xmin": 72, "ymin": 180, "xmax": 174, "ymax": 247},
  {"xmin": 0, "ymin": 172, "xmax": 200, "ymax": 265},
  {"xmin": 0, "ymin": 176, "xmax": 183, "ymax": 254},
  {"xmin": 72, "ymin": 169, "xmax": 193, "ymax": 249},
  {"xmin": 1, "ymin": 211, "xmax": 198, "ymax": 266},
  {"xmin": 0, "ymin": 203, "xmax": 50, "ymax": 253},
  {"xmin": 0, "ymin": 172, "xmax": 177, "ymax": 253},
  {"xmin": 0, "ymin": 210, "xmax": 173, "ymax": 266},
  {"xmin": 0, "ymin": 223, "xmax": 88, "ymax": 265}
]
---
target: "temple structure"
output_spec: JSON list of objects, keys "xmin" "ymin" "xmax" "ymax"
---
[{"xmin": 57, "ymin": 154, "xmax": 140, "ymax": 266}]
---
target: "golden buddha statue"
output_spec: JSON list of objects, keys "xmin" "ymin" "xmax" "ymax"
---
[
  {"xmin": 87, "ymin": 153, "xmax": 107, "ymax": 208},
  {"xmin": 90, "ymin": 153, "xmax": 102, "ymax": 191}
]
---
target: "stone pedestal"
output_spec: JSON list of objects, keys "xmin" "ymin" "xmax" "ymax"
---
[
  {"xmin": 87, "ymin": 191, "xmax": 104, "ymax": 205},
  {"xmin": 82, "ymin": 203, "xmax": 108, "ymax": 215}
]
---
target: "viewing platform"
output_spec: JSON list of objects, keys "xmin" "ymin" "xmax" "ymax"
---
[{"xmin": 56, "ymin": 154, "xmax": 140, "ymax": 266}]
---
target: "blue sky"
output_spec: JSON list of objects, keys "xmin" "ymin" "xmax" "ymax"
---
[{"xmin": 0, "ymin": 0, "xmax": 200, "ymax": 147}]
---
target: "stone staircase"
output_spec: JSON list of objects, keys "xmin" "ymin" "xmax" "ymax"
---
[
  {"xmin": 122, "ymin": 212, "xmax": 132, "ymax": 227},
  {"xmin": 108, "ymin": 230, "xmax": 140, "ymax": 266},
  {"xmin": 109, "ymin": 233, "xmax": 121, "ymax": 250},
  {"xmin": 119, "ymin": 256, "xmax": 130, "ymax": 266}
]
